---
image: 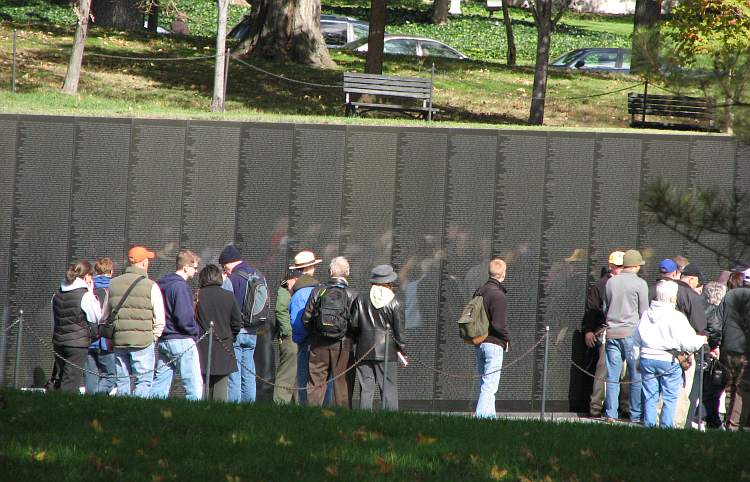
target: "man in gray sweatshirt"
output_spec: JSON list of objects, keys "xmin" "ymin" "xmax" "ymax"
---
[{"xmin": 603, "ymin": 249, "xmax": 649, "ymax": 423}]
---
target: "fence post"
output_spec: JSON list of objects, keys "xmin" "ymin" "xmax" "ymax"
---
[
  {"xmin": 222, "ymin": 48, "xmax": 230, "ymax": 112},
  {"xmin": 14, "ymin": 310, "xmax": 24, "ymax": 388},
  {"xmin": 12, "ymin": 29, "xmax": 17, "ymax": 93},
  {"xmin": 642, "ymin": 79, "xmax": 648, "ymax": 124},
  {"xmin": 204, "ymin": 321, "xmax": 214, "ymax": 400},
  {"xmin": 697, "ymin": 345, "xmax": 705, "ymax": 430},
  {"xmin": 383, "ymin": 323, "xmax": 390, "ymax": 410},
  {"xmin": 540, "ymin": 325, "xmax": 550, "ymax": 421}
]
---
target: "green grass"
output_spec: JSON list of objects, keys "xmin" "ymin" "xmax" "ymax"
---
[{"xmin": 0, "ymin": 388, "xmax": 747, "ymax": 481}]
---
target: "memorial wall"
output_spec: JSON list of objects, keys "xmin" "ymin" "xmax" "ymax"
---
[{"xmin": 1, "ymin": 113, "xmax": 746, "ymax": 411}]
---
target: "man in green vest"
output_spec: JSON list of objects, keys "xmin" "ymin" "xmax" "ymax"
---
[{"xmin": 109, "ymin": 245, "xmax": 166, "ymax": 398}]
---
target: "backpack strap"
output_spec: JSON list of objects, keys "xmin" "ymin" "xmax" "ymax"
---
[{"xmin": 108, "ymin": 276, "xmax": 146, "ymax": 323}]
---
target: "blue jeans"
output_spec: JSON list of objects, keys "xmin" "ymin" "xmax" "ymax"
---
[
  {"xmin": 475, "ymin": 342, "xmax": 504, "ymax": 419},
  {"xmin": 114, "ymin": 344, "xmax": 155, "ymax": 398},
  {"xmin": 228, "ymin": 330, "xmax": 256, "ymax": 403},
  {"xmin": 604, "ymin": 336, "xmax": 642, "ymax": 422},
  {"xmin": 151, "ymin": 338, "xmax": 204, "ymax": 401},
  {"xmin": 85, "ymin": 348, "xmax": 117, "ymax": 395},
  {"xmin": 641, "ymin": 357, "xmax": 683, "ymax": 428}
]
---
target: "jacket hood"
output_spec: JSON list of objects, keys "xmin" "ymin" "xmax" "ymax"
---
[
  {"xmin": 158, "ymin": 272, "xmax": 186, "ymax": 290},
  {"xmin": 370, "ymin": 285, "xmax": 395, "ymax": 309},
  {"xmin": 93, "ymin": 275, "xmax": 111, "ymax": 289},
  {"xmin": 293, "ymin": 274, "xmax": 319, "ymax": 293},
  {"xmin": 61, "ymin": 277, "xmax": 88, "ymax": 292},
  {"xmin": 645, "ymin": 300, "xmax": 676, "ymax": 323}
]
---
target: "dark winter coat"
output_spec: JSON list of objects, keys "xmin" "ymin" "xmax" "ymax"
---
[
  {"xmin": 302, "ymin": 278, "xmax": 358, "ymax": 347},
  {"xmin": 196, "ymin": 284, "xmax": 243, "ymax": 376},
  {"xmin": 52, "ymin": 288, "xmax": 91, "ymax": 348},
  {"xmin": 718, "ymin": 287, "xmax": 750, "ymax": 354},
  {"xmin": 351, "ymin": 289, "xmax": 406, "ymax": 361},
  {"xmin": 650, "ymin": 277, "xmax": 707, "ymax": 334},
  {"xmin": 582, "ymin": 274, "xmax": 611, "ymax": 334},
  {"xmin": 476, "ymin": 278, "xmax": 509, "ymax": 349}
]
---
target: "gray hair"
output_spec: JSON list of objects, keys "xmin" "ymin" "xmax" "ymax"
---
[
  {"xmin": 703, "ymin": 281, "xmax": 727, "ymax": 306},
  {"xmin": 655, "ymin": 279, "xmax": 678, "ymax": 303},
  {"xmin": 329, "ymin": 256, "xmax": 350, "ymax": 278}
]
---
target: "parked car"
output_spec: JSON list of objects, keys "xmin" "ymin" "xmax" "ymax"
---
[
  {"xmin": 550, "ymin": 48, "xmax": 631, "ymax": 73},
  {"xmin": 227, "ymin": 13, "xmax": 376, "ymax": 49},
  {"xmin": 320, "ymin": 15, "xmax": 375, "ymax": 48},
  {"xmin": 342, "ymin": 35, "xmax": 468, "ymax": 60}
]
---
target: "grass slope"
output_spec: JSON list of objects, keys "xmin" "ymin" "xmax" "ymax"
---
[{"xmin": 1, "ymin": 389, "xmax": 748, "ymax": 481}]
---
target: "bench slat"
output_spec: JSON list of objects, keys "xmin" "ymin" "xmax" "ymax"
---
[
  {"xmin": 344, "ymin": 80, "xmax": 432, "ymax": 92},
  {"xmin": 349, "ymin": 101, "xmax": 438, "ymax": 112},
  {"xmin": 629, "ymin": 99, "xmax": 711, "ymax": 110},
  {"xmin": 344, "ymin": 72, "xmax": 432, "ymax": 84},
  {"xmin": 628, "ymin": 105, "xmax": 714, "ymax": 116},
  {"xmin": 345, "ymin": 87, "xmax": 431, "ymax": 99}
]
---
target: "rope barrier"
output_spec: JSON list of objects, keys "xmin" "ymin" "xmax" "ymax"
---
[
  {"xmin": 22, "ymin": 320, "xmax": 210, "ymax": 381},
  {"xmin": 212, "ymin": 331, "xmax": 375, "ymax": 391},
  {"xmin": 232, "ymin": 56, "xmax": 342, "ymax": 89},
  {"xmin": 85, "ymin": 53, "xmax": 215, "ymax": 62},
  {"xmin": 407, "ymin": 332, "xmax": 548, "ymax": 379},
  {"xmin": 4, "ymin": 317, "xmax": 21, "ymax": 333},
  {"xmin": 545, "ymin": 82, "xmax": 644, "ymax": 102}
]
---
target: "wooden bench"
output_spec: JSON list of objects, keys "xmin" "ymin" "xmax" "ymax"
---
[
  {"xmin": 486, "ymin": 0, "xmax": 502, "ymax": 16},
  {"xmin": 343, "ymin": 71, "xmax": 438, "ymax": 121},
  {"xmin": 627, "ymin": 91, "xmax": 719, "ymax": 132}
]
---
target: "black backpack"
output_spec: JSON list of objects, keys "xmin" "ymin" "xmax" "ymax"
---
[
  {"xmin": 313, "ymin": 283, "xmax": 350, "ymax": 340},
  {"xmin": 236, "ymin": 269, "xmax": 270, "ymax": 330}
]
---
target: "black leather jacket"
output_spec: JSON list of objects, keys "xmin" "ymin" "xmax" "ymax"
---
[
  {"xmin": 351, "ymin": 289, "xmax": 406, "ymax": 361},
  {"xmin": 302, "ymin": 278, "xmax": 358, "ymax": 345}
]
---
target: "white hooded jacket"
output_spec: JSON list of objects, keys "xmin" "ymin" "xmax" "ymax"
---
[{"xmin": 633, "ymin": 300, "xmax": 705, "ymax": 362}]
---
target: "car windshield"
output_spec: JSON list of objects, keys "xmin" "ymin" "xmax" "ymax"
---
[
  {"xmin": 580, "ymin": 51, "xmax": 618, "ymax": 68},
  {"xmin": 351, "ymin": 23, "xmax": 369, "ymax": 40},
  {"xmin": 551, "ymin": 50, "xmax": 583, "ymax": 66},
  {"xmin": 420, "ymin": 40, "xmax": 462, "ymax": 59},
  {"xmin": 321, "ymin": 21, "xmax": 348, "ymax": 46},
  {"xmin": 384, "ymin": 39, "xmax": 418, "ymax": 56},
  {"xmin": 343, "ymin": 37, "xmax": 369, "ymax": 50}
]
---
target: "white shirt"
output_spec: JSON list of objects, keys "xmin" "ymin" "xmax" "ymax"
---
[{"xmin": 633, "ymin": 300, "xmax": 705, "ymax": 362}]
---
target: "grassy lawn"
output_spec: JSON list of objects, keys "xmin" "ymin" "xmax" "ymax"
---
[
  {"xmin": 0, "ymin": 0, "xmax": 656, "ymax": 128},
  {"xmin": 1, "ymin": 388, "xmax": 748, "ymax": 481}
]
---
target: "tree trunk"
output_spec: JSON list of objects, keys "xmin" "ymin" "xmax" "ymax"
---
[
  {"xmin": 432, "ymin": 0, "xmax": 449, "ymax": 25},
  {"xmin": 501, "ymin": 0, "xmax": 516, "ymax": 67},
  {"xmin": 147, "ymin": 0, "xmax": 159, "ymax": 32},
  {"xmin": 91, "ymin": 0, "xmax": 143, "ymax": 31},
  {"xmin": 239, "ymin": 0, "xmax": 335, "ymax": 69},
  {"xmin": 212, "ymin": 0, "xmax": 230, "ymax": 112},
  {"xmin": 61, "ymin": 0, "xmax": 92, "ymax": 95},
  {"xmin": 365, "ymin": 0, "xmax": 387, "ymax": 74},
  {"xmin": 529, "ymin": 15, "xmax": 552, "ymax": 125},
  {"xmin": 631, "ymin": 0, "xmax": 662, "ymax": 74}
]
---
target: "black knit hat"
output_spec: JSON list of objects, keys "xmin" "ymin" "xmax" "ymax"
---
[{"xmin": 219, "ymin": 245, "xmax": 242, "ymax": 265}]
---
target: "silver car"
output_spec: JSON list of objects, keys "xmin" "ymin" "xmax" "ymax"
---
[
  {"xmin": 343, "ymin": 35, "xmax": 468, "ymax": 60},
  {"xmin": 320, "ymin": 15, "xmax": 373, "ymax": 48},
  {"xmin": 550, "ymin": 48, "xmax": 631, "ymax": 73}
]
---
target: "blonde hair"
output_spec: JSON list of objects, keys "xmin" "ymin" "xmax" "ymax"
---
[
  {"xmin": 176, "ymin": 249, "xmax": 200, "ymax": 270},
  {"xmin": 94, "ymin": 257, "xmax": 114, "ymax": 276}
]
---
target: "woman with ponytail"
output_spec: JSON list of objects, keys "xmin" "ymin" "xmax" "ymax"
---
[{"xmin": 51, "ymin": 259, "xmax": 103, "ymax": 392}]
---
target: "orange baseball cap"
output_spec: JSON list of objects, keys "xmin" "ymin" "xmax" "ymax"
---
[{"xmin": 128, "ymin": 246, "xmax": 156, "ymax": 263}]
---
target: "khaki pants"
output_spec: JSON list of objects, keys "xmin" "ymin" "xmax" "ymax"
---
[
  {"xmin": 722, "ymin": 351, "xmax": 750, "ymax": 430},
  {"xmin": 672, "ymin": 354, "xmax": 695, "ymax": 429},
  {"xmin": 307, "ymin": 337, "xmax": 354, "ymax": 408},
  {"xmin": 273, "ymin": 337, "xmax": 298, "ymax": 404}
]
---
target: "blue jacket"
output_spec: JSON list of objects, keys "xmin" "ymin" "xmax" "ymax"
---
[
  {"xmin": 228, "ymin": 261, "xmax": 266, "ymax": 334},
  {"xmin": 290, "ymin": 274, "xmax": 320, "ymax": 344},
  {"xmin": 158, "ymin": 273, "xmax": 200, "ymax": 340}
]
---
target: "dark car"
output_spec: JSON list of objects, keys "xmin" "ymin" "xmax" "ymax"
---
[
  {"xmin": 228, "ymin": 13, "xmax": 376, "ymax": 49},
  {"xmin": 343, "ymin": 35, "xmax": 468, "ymax": 60},
  {"xmin": 551, "ymin": 48, "xmax": 631, "ymax": 73}
]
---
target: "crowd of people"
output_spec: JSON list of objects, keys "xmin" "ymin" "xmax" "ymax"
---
[
  {"xmin": 581, "ymin": 249, "xmax": 750, "ymax": 430},
  {"xmin": 48, "ymin": 245, "xmax": 408, "ymax": 410},
  {"xmin": 46, "ymin": 241, "xmax": 749, "ymax": 428}
]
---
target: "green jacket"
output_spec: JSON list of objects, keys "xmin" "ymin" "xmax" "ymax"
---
[
  {"xmin": 108, "ymin": 266, "xmax": 156, "ymax": 349},
  {"xmin": 275, "ymin": 285, "xmax": 292, "ymax": 338}
]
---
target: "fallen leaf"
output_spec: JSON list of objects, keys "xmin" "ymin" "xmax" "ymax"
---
[
  {"xmin": 325, "ymin": 465, "xmax": 339, "ymax": 476},
  {"xmin": 416, "ymin": 433, "xmax": 437, "ymax": 445},
  {"xmin": 441, "ymin": 452, "xmax": 459, "ymax": 463},
  {"xmin": 225, "ymin": 475, "xmax": 241, "ymax": 482},
  {"xmin": 375, "ymin": 455, "xmax": 393, "ymax": 474},
  {"xmin": 158, "ymin": 458, "xmax": 169, "ymax": 468},
  {"xmin": 521, "ymin": 447, "xmax": 534, "ymax": 462},
  {"xmin": 322, "ymin": 409, "xmax": 336, "ymax": 418},
  {"xmin": 151, "ymin": 475, "xmax": 164, "ymax": 482},
  {"xmin": 580, "ymin": 448, "xmax": 594, "ymax": 457},
  {"xmin": 91, "ymin": 419, "xmax": 103, "ymax": 433},
  {"xmin": 160, "ymin": 409, "xmax": 172, "ymax": 419},
  {"xmin": 149, "ymin": 437, "xmax": 160, "ymax": 448},
  {"xmin": 469, "ymin": 453, "xmax": 481, "ymax": 466},
  {"xmin": 276, "ymin": 435, "xmax": 292, "ymax": 446},
  {"xmin": 489, "ymin": 465, "xmax": 508, "ymax": 480},
  {"xmin": 111, "ymin": 437, "xmax": 121, "ymax": 445},
  {"xmin": 32, "ymin": 451, "xmax": 47, "ymax": 462}
]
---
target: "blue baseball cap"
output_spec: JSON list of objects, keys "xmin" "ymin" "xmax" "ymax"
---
[{"xmin": 658, "ymin": 258, "xmax": 678, "ymax": 274}]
